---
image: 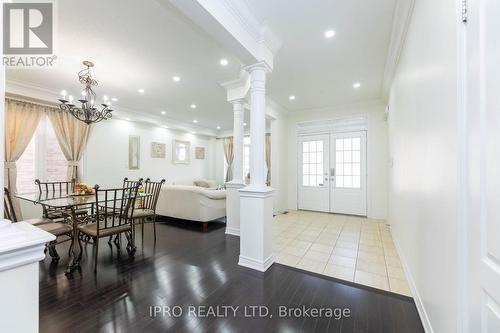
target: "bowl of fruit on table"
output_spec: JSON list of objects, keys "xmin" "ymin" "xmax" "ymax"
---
[{"xmin": 71, "ymin": 183, "xmax": 95, "ymax": 196}]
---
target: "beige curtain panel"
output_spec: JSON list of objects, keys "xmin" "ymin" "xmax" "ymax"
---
[
  {"xmin": 4, "ymin": 99, "xmax": 45, "ymax": 219},
  {"xmin": 266, "ymin": 134, "xmax": 271, "ymax": 185},
  {"xmin": 47, "ymin": 110, "xmax": 91, "ymax": 183},
  {"xmin": 223, "ymin": 137, "xmax": 234, "ymax": 182}
]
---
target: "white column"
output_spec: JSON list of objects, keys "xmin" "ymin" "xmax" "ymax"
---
[
  {"xmin": 231, "ymin": 99, "xmax": 245, "ymax": 183},
  {"xmin": 238, "ymin": 62, "xmax": 275, "ymax": 272},
  {"xmin": 225, "ymin": 99, "xmax": 246, "ymax": 236},
  {"xmin": 0, "ymin": 222, "xmax": 54, "ymax": 333}
]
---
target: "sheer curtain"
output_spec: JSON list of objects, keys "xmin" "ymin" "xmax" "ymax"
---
[
  {"xmin": 4, "ymin": 99, "xmax": 45, "ymax": 219},
  {"xmin": 223, "ymin": 137, "xmax": 234, "ymax": 182},
  {"xmin": 47, "ymin": 110, "xmax": 91, "ymax": 182},
  {"xmin": 265, "ymin": 134, "xmax": 271, "ymax": 185}
]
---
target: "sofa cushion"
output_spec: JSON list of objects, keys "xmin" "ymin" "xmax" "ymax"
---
[{"xmin": 193, "ymin": 179, "xmax": 210, "ymax": 188}]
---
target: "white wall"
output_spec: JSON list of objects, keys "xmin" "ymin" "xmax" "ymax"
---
[
  {"xmin": 286, "ymin": 100, "xmax": 388, "ymax": 219},
  {"xmin": 83, "ymin": 119, "xmax": 215, "ymax": 187},
  {"xmin": 387, "ymin": 0, "xmax": 459, "ymax": 332},
  {"xmin": 268, "ymin": 100, "xmax": 289, "ymax": 213}
]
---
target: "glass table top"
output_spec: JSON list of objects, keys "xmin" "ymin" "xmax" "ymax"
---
[{"xmin": 16, "ymin": 191, "xmax": 151, "ymax": 208}]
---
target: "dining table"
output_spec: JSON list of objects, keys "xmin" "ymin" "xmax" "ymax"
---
[{"xmin": 16, "ymin": 190, "xmax": 151, "ymax": 274}]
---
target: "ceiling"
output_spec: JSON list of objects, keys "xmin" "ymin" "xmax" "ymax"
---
[
  {"xmin": 246, "ymin": 0, "xmax": 397, "ymax": 111},
  {"xmin": 6, "ymin": 0, "xmax": 397, "ymax": 131},
  {"xmin": 6, "ymin": 0, "xmax": 242, "ymax": 131}
]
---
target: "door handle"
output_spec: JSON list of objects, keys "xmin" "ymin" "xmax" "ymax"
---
[{"xmin": 330, "ymin": 168, "xmax": 335, "ymax": 177}]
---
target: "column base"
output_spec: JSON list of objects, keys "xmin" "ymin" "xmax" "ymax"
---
[
  {"xmin": 225, "ymin": 181, "xmax": 246, "ymax": 237},
  {"xmin": 238, "ymin": 185, "xmax": 275, "ymax": 272},
  {"xmin": 238, "ymin": 253, "xmax": 274, "ymax": 272}
]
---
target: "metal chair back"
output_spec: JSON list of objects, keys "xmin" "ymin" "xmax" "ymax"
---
[
  {"xmin": 123, "ymin": 177, "xmax": 143, "ymax": 189},
  {"xmin": 94, "ymin": 184, "xmax": 140, "ymax": 238},
  {"xmin": 35, "ymin": 179, "xmax": 76, "ymax": 197},
  {"xmin": 142, "ymin": 178, "xmax": 165, "ymax": 212}
]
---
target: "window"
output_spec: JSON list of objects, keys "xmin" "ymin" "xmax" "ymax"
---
[
  {"xmin": 16, "ymin": 116, "xmax": 68, "ymax": 193},
  {"xmin": 302, "ymin": 140, "xmax": 324, "ymax": 187},
  {"xmin": 335, "ymin": 137, "xmax": 361, "ymax": 188}
]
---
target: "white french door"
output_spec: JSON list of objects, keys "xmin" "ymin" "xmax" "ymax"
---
[
  {"xmin": 330, "ymin": 131, "xmax": 367, "ymax": 215},
  {"xmin": 298, "ymin": 131, "xmax": 367, "ymax": 215},
  {"xmin": 298, "ymin": 135, "xmax": 330, "ymax": 212}
]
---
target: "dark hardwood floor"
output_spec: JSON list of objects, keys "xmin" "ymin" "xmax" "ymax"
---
[{"xmin": 39, "ymin": 218, "xmax": 424, "ymax": 333}]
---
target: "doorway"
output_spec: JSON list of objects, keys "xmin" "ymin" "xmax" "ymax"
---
[{"xmin": 297, "ymin": 131, "xmax": 367, "ymax": 216}]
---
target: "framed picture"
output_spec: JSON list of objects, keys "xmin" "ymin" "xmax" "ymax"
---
[
  {"xmin": 173, "ymin": 140, "xmax": 190, "ymax": 164},
  {"xmin": 151, "ymin": 142, "xmax": 166, "ymax": 158},
  {"xmin": 195, "ymin": 147, "xmax": 205, "ymax": 159},
  {"xmin": 128, "ymin": 135, "xmax": 140, "ymax": 169}
]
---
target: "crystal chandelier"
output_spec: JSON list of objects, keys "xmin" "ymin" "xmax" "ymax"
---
[{"xmin": 58, "ymin": 61, "xmax": 113, "ymax": 124}]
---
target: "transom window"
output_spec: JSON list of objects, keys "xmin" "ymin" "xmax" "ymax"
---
[
  {"xmin": 302, "ymin": 140, "xmax": 324, "ymax": 187},
  {"xmin": 335, "ymin": 137, "xmax": 361, "ymax": 188}
]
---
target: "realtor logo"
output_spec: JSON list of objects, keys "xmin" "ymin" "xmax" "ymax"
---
[{"xmin": 3, "ymin": 2, "xmax": 53, "ymax": 54}]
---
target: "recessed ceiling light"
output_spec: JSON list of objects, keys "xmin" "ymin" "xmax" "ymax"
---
[
  {"xmin": 193, "ymin": 119, "xmax": 198, "ymax": 124},
  {"xmin": 125, "ymin": 118, "xmax": 131, "ymax": 121},
  {"xmin": 172, "ymin": 76, "xmax": 180, "ymax": 82},
  {"xmin": 325, "ymin": 30, "xmax": 336, "ymax": 38},
  {"xmin": 289, "ymin": 95, "xmax": 296, "ymax": 100},
  {"xmin": 220, "ymin": 58, "xmax": 228, "ymax": 66},
  {"xmin": 138, "ymin": 88, "xmax": 144, "ymax": 94},
  {"xmin": 164, "ymin": 125, "xmax": 169, "ymax": 129},
  {"xmin": 243, "ymin": 122, "xmax": 247, "ymax": 127},
  {"xmin": 353, "ymin": 82, "xmax": 361, "ymax": 88},
  {"xmin": 216, "ymin": 126, "xmax": 221, "ymax": 130},
  {"xmin": 111, "ymin": 97, "xmax": 118, "ymax": 102},
  {"xmin": 190, "ymin": 104, "xmax": 197, "ymax": 109},
  {"xmin": 161, "ymin": 111, "xmax": 166, "ymax": 115}
]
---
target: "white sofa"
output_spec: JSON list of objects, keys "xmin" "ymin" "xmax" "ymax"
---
[{"xmin": 156, "ymin": 180, "xmax": 226, "ymax": 227}]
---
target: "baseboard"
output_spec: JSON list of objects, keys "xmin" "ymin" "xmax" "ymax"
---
[
  {"xmin": 225, "ymin": 227, "xmax": 240, "ymax": 237},
  {"xmin": 392, "ymin": 229, "xmax": 434, "ymax": 333},
  {"xmin": 238, "ymin": 254, "xmax": 274, "ymax": 272}
]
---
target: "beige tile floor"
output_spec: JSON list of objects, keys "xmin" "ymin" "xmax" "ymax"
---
[{"xmin": 273, "ymin": 210, "xmax": 412, "ymax": 297}]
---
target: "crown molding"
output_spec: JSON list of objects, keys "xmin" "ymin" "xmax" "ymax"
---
[
  {"xmin": 5, "ymin": 79, "xmax": 218, "ymax": 136},
  {"xmin": 382, "ymin": 0, "xmax": 415, "ymax": 100}
]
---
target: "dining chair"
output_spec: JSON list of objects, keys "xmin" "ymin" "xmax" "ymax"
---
[
  {"xmin": 35, "ymin": 179, "xmax": 89, "ymax": 220},
  {"xmin": 78, "ymin": 184, "xmax": 139, "ymax": 272},
  {"xmin": 130, "ymin": 178, "xmax": 165, "ymax": 242},
  {"xmin": 4, "ymin": 187, "xmax": 72, "ymax": 261}
]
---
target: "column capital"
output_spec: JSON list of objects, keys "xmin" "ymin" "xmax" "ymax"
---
[
  {"xmin": 229, "ymin": 98, "xmax": 247, "ymax": 106},
  {"xmin": 243, "ymin": 61, "xmax": 272, "ymax": 74}
]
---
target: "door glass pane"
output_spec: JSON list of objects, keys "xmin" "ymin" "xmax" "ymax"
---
[
  {"xmin": 336, "ymin": 163, "xmax": 343, "ymax": 175},
  {"xmin": 344, "ymin": 163, "xmax": 352, "ymax": 175},
  {"xmin": 344, "ymin": 151, "xmax": 352, "ymax": 163},
  {"xmin": 343, "ymin": 138, "xmax": 352, "ymax": 150},
  {"xmin": 344, "ymin": 176, "xmax": 352, "ymax": 188},
  {"xmin": 335, "ymin": 135, "xmax": 362, "ymax": 189},
  {"xmin": 336, "ymin": 151, "xmax": 343, "ymax": 163},
  {"xmin": 303, "ymin": 141, "xmax": 310, "ymax": 153},
  {"xmin": 336, "ymin": 139, "xmax": 343, "ymax": 150},
  {"xmin": 352, "ymin": 150, "xmax": 361, "ymax": 163},
  {"xmin": 352, "ymin": 163, "xmax": 360, "ymax": 176},
  {"xmin": 301, "ymin": 140, "xmax": 325, "ymax": 187},
  {"xmin": 352, "ymin": 138, "xmax": 361, "ymax": 150}
]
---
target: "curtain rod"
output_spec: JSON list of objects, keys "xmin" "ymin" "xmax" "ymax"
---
[{"xmin": 5, "ymin": 93, "xmax": 59, "ymax": 110}]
